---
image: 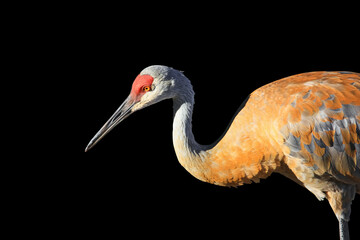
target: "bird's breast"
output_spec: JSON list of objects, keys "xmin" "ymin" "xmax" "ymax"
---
[{"xmin": 204, "ymin": 109, "xmax": 285, "ymax": 187}]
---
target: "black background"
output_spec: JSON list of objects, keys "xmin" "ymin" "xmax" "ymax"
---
[{"xmin": 15, "ymin": 3, "xmax": 360, "ymax": 239}]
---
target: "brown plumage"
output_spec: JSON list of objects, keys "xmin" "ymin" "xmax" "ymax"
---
[
  {"xmin": 207, "ymin": 72, "xmax": 360, "ymax": 229},
  {"xmin": 208, "ymin": 72, "xmax": 360, "ymax": 186},
  {"xmin": 86, "ymin": 66, "xmax": 359, "ymax": 240}
]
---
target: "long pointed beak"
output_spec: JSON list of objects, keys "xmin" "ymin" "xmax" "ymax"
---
[{"xmin": 85, "ymin": 96, "xmax": 137, "ymax": 152}]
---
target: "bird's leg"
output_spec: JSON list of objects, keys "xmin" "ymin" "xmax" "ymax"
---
[
  {"xmin": 339, "ymin": 218, "xmax": 350, "ymax": 240},
  {"xmin": 325, "ymin": 185, "xmax": 355, "ymax": 240}
]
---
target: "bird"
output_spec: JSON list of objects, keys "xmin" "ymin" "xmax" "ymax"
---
[{"xmin": 86, "ymin": 65, "xmax": 360, "ymax": 240}]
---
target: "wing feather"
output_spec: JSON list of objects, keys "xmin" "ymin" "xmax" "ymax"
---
[{"xmin": 280, "ymin": 72, "xmax": 360, "ymax": 184}]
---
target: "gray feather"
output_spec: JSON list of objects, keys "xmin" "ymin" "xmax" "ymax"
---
[
  {"xmin": 333, "ymin": 125, "xmax": 345, "ymax": 152},
  {"xmin": 342, "ymin": 104, "xmax": 360, "ymax": 118},
  {"xmin": 304, "ymin": 138, "xmax": 316, "ymax": 154},
  {"xmin": 287, "ymin": 133, "xmax": 302, "ymax": 153}
]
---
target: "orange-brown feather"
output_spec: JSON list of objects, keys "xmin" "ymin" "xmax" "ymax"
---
[{"xmin": 204, "ymin": 71, "xmax": 360, "ymax": 187}]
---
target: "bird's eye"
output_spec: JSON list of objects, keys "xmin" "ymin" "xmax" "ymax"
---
[{"xmin": 142, "ymin": 86, "xmax": 151, "ymax": 92}]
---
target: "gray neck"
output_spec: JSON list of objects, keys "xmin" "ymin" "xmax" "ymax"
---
[
  {"xmin": 172, "ymin": 86, "xmax": 209, "ymax": 168},
  {"xmin": 173, "ymin": 97, "xmax": 198, "ymax": 148}
]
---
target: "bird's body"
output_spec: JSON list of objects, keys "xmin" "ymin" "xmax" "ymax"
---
[{"xmin": 86, "ymin": 66, "xmax": 359, "ymax": 240}]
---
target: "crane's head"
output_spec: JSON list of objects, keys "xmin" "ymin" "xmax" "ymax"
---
[{"xmin": 85, "ymin": 65, "xmax": 190, "ymax": 151}]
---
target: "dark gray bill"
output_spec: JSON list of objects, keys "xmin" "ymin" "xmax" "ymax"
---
[{"xmin": 85, "ymin": 96, "xmax": 136, "ymax": 152}]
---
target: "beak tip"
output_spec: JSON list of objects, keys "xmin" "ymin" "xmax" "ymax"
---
[{"xmin": 85, "ymin": 143, "xmax": 93, "ymax": 152}]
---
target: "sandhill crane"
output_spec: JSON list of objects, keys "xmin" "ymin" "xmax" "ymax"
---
[{"xmin": 86, "ymin": 65, "xmax": 359, "ymax": 240}]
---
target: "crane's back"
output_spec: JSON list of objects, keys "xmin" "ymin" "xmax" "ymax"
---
[{"xmin": 208, "ymin": 71, "xmax": 360, "ymax": 189}]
